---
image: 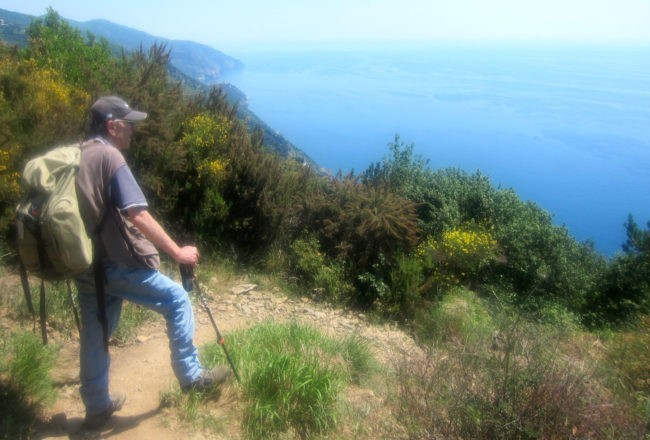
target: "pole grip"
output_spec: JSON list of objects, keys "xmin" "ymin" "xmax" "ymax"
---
[{"xmin": 179, "ymin": 264, "xmax": 194, "ymax": 291}]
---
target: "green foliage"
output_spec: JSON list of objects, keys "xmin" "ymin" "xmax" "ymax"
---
[
  {"xmin": 418, "ymin": 223, "xmax": 500, "ymax": 293},
  {"xmin": 177, "ymin": 110, "xmax": 231, "ymax": 236},
  {"xmin": 116, "ymin": 44, "xmax": 189, "ymax": 229},
  {"xmin": 0, "ymin": 330, "xmax": 55, "ymax": 439},
  {"xmin": 295, "ymin": 176, "xmax": 420, "ymax": 305},
  {"xmin": 288, "ymin": 236, "xmax": 352, "ymax": 301},
  {"xmin": 412, "ymin": 288, "xmax": 494, "ymax": 345},
  {"xmin": 361, "ymin": 138, "xmax": 606, "ymax": 321},
  {"xmin": 491, "ymin": 190, "xmax": 605, "ymax": 313},
  {"xmin": 25, "ymin": 8, "xmax": 113, "ymax": 91},
  {"xmin": 218, "ymin": 122, "xmax": 309, "ymax": 258},
  {"xmin": 1, "ymin": 6, "xmax": 646, "ymax": 338},
  {"xmin": 587, "ymin": 215, "xmax": 650, "ymax": 326},
  {"xmin": 4, "ymin": 332, "xmax": 57, "ymax": 407},
  {"xmin": 199, "ymin": 321, "xmax": 376, "ymax": 439},
  {"xmin": 384, "ymin": 253, "xmax": 422, "ymax": 319}
]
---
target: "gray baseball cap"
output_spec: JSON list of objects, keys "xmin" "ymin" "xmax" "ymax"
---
[{"xmin": 91, "ymin": 96, "xmax": 148, "ymax": 123}]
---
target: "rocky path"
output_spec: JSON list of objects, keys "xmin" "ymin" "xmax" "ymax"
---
[{"xmin": 34, "ymin": 279, "xmax": 418, "ymax": 439}]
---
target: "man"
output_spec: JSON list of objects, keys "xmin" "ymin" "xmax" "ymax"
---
[{"xmin": 75, "ymin": 96, "xmax": 230, "ymax": 430}]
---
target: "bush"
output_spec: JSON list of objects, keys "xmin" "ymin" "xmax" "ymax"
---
[
  {"xmin": 288, "ymin": 236, "xmax": 352, "ymax": 302},
  {"xmin": 412, "ymin": 288, "xmax": 494, "ymax": 345},
  {"xmin": 383, "ymin": 253, "xmax": 422, "ymax": 319},
  {"xmin": 417, "ymin": 223, "xmax": 499, "ymax": 294},
  {"xmin": 396, "ymin": 313, "xmax": 645, "ymax": 439},
  {"xmin": 587, "ymin": 216, "xmax": 650, "ymax": 327}
]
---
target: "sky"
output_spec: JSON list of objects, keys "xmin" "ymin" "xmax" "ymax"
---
[{"xmin": 2, "ymin": 1, "xmax": 650, "ymax": 52}]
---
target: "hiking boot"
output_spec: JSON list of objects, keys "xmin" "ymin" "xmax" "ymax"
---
[
  {"xmin": 182, "ymin": 366, "xmax": 231, "ymax": 392},
  {"xmin": 82, "ymin": 393, "xmax": 126, "ymax": 430}
]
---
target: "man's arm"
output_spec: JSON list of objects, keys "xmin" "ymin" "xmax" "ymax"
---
[{"xmin": 127, "ymin": 207, "xmax": 199, "ymax": 266}]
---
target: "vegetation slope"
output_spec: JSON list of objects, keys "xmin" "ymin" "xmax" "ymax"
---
[{"xmin": 0, "ymin": 8, "xmax": 648, "ymax": 439}]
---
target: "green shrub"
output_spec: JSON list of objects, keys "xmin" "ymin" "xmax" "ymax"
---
[
  {"xmin": 412, "ymin": 288, "xmax": 494, "ymax": 345},
  {"xmin": 383, "ymin": 253, "xmax": 422, "ymax": 319},
  {"xmin": 295, "ymin": 177, "xmax": 420, "ymax": 306},
  {"xmin": 417, "ymin": 223, "xmax": 499, "ymax": 293},
  {"xmin": 587, "ymin": 216, "xmax": 650, "ymax": 327},
  {"xmin": 289, "ymin": 236, "xmax": 352, "ymax": 301}
]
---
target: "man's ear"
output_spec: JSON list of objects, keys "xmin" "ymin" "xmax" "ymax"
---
[{"xmin": 106, "ymin": 120, "xmax": 117, "ymax": 137}]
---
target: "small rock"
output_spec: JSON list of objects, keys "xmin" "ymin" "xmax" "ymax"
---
[{"xmin": 231, "ymin": 284, "xmax": 257, "ymax": 295}]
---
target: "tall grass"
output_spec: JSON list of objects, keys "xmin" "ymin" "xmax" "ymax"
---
[
  {"xmin": 0, "ymin": 331, "xmax": 58, "ymax": 439},
  {"xmin": 395, "ymin": 290, "xmax": 647, "ymax": 439},
  {"xmin": 173, "ymin": 321, "xmax": 378, "ymax": 439},
  {"xmin": 605, "ymin": 316, "xmax": 650, "ymax": 428}
]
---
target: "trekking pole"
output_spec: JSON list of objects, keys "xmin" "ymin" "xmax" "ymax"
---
[{"xmin": 180, "ymin": 265, "xmax": 241, "ymax": 383}]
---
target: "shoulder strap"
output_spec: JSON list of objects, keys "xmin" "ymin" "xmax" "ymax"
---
[
  {"xmin": 19, "ymin": 261, "xmax": 37, "ymax": 335},
  {"xmin": 39, "ymin": 279, "xmax": 47, "ymax": 344}
]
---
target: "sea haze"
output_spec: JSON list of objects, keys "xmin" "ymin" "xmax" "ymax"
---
[{"xmin": 222, "ymin": 42, "xmax": 650, "ymax": 257}]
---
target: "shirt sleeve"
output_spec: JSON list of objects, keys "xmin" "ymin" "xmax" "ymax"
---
[{"xmin": 109, "ymin": 165, "xmax": 148, "ymax": 211}]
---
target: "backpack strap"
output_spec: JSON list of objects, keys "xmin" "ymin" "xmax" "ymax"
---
[
  {"xmin": 33, "ymin": 221, "xmax": 50, "ymax": 344},
  {"xmin": 93, "ymin": 253, "xmax": 109, "ymax": 352},
  {"xmin": 92, "ymin": 206, "xmax": 111, "ymax": 352},
  {"xmin": 18, "ymin": 261, "xmax": 37, "ymax": 333},
  {"xmin": 39, "ymin": 279, "xmax": 48, "ymax": 345}
]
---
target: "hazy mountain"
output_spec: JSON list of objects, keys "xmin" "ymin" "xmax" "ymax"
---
[{"xmin": 70, "ymin": 18, "xmax": 243, "ymax": 84}]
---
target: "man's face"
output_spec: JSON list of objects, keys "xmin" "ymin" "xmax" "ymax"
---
[{"xmin": 106, "ymin": 119, "xmax": 135, "ymax": 151}]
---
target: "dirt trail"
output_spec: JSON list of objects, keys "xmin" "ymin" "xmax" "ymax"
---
[{"xmin": 32, "ymin": 280, "xmax": 419, "ymax": 439}]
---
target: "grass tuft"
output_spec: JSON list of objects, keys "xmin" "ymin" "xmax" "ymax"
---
[
  {"xmin": 168, "ymin": 320, "xmax": 378, "ymax": 439},
  {"xmin": 0, "ymin": 330, "xmax": 58, "ymax": 439}
]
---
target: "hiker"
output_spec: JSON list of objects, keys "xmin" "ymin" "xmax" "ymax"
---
[{"xmin": 74, "ymin": 96, "xmax": 230, "ymax": 429}]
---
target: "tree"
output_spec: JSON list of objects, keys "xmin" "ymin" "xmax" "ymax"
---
[
  {"xmin": 25, "ymin": 8, "xmax": 112, "ymax": 93},
  {"xmin": 588, "ymin": 215, "xmax": 650, "ymax": 326}
]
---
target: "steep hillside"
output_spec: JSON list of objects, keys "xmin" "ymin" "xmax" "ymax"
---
[{"xmin": 71, "ymin": 18, "xmax": 243, "ymax": 84}]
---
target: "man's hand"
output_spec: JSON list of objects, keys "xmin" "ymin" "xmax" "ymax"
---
[{"xmin": 175, "ymin": 246, "xmax": 200, "ymax": 267}]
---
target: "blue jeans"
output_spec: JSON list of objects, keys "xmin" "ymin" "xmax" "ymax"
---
[{"xmin": 75, "ymin": 266, "xmax": 203, "ymax": 415}]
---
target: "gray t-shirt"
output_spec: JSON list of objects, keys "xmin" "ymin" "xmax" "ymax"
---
[{"xmin": 76, "ymin": 138, "xmax": 160, "ymax": 269}]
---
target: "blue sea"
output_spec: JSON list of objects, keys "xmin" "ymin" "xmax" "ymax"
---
[{"xmin": 221, "ymin": 42, "xmax": 650, "ymax": 257}]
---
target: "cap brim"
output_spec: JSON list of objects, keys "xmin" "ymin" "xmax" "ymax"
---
[{"xmin": 123, "ymin": 110, "xmax": 148, "ymax": 121}]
